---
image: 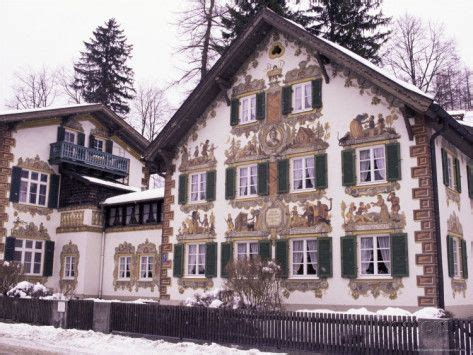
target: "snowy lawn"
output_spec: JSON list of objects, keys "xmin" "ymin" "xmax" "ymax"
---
[{"xmin": 0, "ymin": 322, "xmax": 281, "ymax": 355}]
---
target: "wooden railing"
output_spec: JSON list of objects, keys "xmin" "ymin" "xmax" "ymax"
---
[{"xmin": 49, "ymin": 141, "xmax": 129, "ymax": 177}]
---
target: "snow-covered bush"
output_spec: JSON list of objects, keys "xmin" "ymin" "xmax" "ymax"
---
[
  {"xmin": 185, "ymin": 288, "xmax": 238, "ymax": 309},
  {"xmin": 7, "ymin": 281, "xmax": 51, "ymax": 298},
  {"xmin": 0, "ymin": 260, "xmax": 24, "ymax": 295}
]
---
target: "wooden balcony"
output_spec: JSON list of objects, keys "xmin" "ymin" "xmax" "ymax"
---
[{"xmin": 49, "ymin": 141, "xmax": 129, "ymax": 178}]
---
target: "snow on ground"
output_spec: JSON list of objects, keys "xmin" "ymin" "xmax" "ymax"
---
[
  {"xmin": 0, "ymin": 322, "xmax": 278, "ymax": 355},
  {"xmin": 296, "ymin": 306, "xmax": 447, "ymax": 318}
]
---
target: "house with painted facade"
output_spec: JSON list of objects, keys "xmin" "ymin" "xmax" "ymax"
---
[
  {"xmin": 146, "ymin": 9, "xmax": 473, "ymax": 315},
  {"xmin": 0, "ymin": 104, "xmax": 164, "ymax": 299}
]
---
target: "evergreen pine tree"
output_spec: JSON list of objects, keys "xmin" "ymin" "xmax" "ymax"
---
[
  {"xmin": 218, "ymin": 0, "xmax": 310, "ymax": 54},
  {"xmin": 72, "ymin": 18, "xmax": 135, "ymax": 115},
  {"xmin": 308, "ymin": 0, "xmax": 391, "ymax": 64}
]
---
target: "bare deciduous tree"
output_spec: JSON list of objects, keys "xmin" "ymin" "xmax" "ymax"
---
[
  {"xmin": 383, "ymin": 14, "xmax": 457, "ymax": 93},
  {"xmin": 0, "ymin": 261, "xmax": 24, "ymax": 295},
  {"xmin": 173, "ymin": 0, "xmax": 225, "ymax": 86},
  {"xmin": 57, "ymin": 66, "xmax": 83, "ymax": 104},
  {"xmin": 6, "ymin": 67, "xmax": 58, "ymax": 109}
]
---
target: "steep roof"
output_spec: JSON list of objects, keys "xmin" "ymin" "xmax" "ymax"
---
[{"xmin": 0, "ymin": 103, "xmax": 149, "ymax": 154}]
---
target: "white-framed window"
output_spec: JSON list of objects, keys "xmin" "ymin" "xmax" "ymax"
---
[
  {"xmin": 19, "ymin": 169, "xmax": 49, "ymax": 207},
  {"xmin": 64, "ymin": 256, "xmax": 76, "ymax": 279},
  {"xmin": 236, "ymin": 241, "xmax": 259, "ymax": 261},
  {"xmin": 64, "ymin": 131, "xmax": 76, "ymax": 144},
  {"xmin": 140, "ymin": 255, "xmax": 154, "ymax": 280},
  {"xmin": 360, "ymin": 236, "xmax": 391, "ymax": 276},
  {"xmin": 445, "ymin": 154, "xmax": 459, "ymax": 190},
  {"xmin": 118, "ymin": 256, "xmax": 131, "ymax": 279},
  {"xmin": 293, "ymin": 82, "xmax": 312, "ymax": 113},
  {"xmin": 187, "ymin": 243, "xmax": 206, "ymax": 276},
  {"xmin": 358, "ymin": 146, "xmax": 386, "ymax": 184},
  {"xmin": 451, "ymin": 237, "xmax": 462, "ymax": 278},
  {"xmin": 238, "ymin": 164, "xmax": 258, "ymax": 197},
  {"xmin": 239, "ymin": 94, "xmax": 256, "ymax": 124},
  {"xmin": 13, "ymin": 239, "xmax": 43, "ymax": 275},
  {"xmin": 190, "ymin": 172, "xmax": 207, "ymax": 202},
  {"xmin": 292, "ymin": 156, "xmax": 315, "ymax": 191},
  {"xmin": 93, "ymin": 138, "xmax": 104, "ymax": 151},
  {"xmin": 291, "ymin": 239, "xmax": 318, "ymax": 277}
]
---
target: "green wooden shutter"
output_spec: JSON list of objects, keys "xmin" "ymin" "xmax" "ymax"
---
[
  {"xmin": 225, "ymin": 167, "xmax": 236, "ymax": 199},
  {"xmin": 47, "ymin": 174, "xmax": 60, "ymax": 209},
  {"xmin": 230, "ymin": 99, "xmax": 239, "ymax": 126},
  {"xmin": 315, "ymin": 154, "xmax": 328, "ymax": 189},
  {"xmin": 318, "ymin": 237, "xmax": 332, "ymax": 278},
  {"xmin": 461, "ymin": 239, "xmax": 468, "ymax": 279},
  {"xmin": 277, "ymin": 159, "xmax": 289, "ymax": 194},
  {"xmin": 89, "ymin": 134, "xmax": 96, "ymax": 148},
  {"xmin": 43, "ymin": 240, "xmax": 55, "ymax": 277},
  {"xmin": 205, "ymin": 242, "xmax": 217, "ymax": 278},
  {"xmin": 467, "ymin": 165, "xmax": 473, "ymax": 198},
  {"xmin": 341, "ymin": 235, "xmax": 357, "ymax": 278},
  {"xmin": 342, "ymin": 150, "xmax": 356, "ymax": 186},
  {"xmin": 312, "ymin": 78, "xmax": 323, "ymax": 109},
  {"xmin": 282, "ymin": 86, "xmax": 293, "ymax": 115},
  {"xmin": 206, "ymin": 170, "xmax": 216, "ymax": 202},
  {"xmin": 390, "ymin": 233, "xmax": 409, "ymax": 277},
  {"xmin": 106, "ymin": 139, "xmax": 113, "ymax": 154},
  {"xmin": 258, "ymin": 240, "xmax": 271, "ymax": 261},
  {"xmin": 275, "ymin": 239, "xmax": 288, "ymax": 278},
  {"xmin": 256, "ymin": 92, "xmax": 266, "ymax": 120},
  {"xmin": 386, "ymin": 143, "xmax": 401, "ymax": 181},
  {"xmin": 221, "ymin": 242, "xmax": 233, "ymax": 278},
  {"xmin": 454, "ymin": 157, "xmax": 461, "ymax": 192},
  {"xmin": 4, "ymin": 237, "xmax": 16, "ymax": 261},
  {"xmin": 173, "ymin": 244, "xmax": 184, "ymax": 278},
  {"xmin": 441, "ymin": 148, "xmax": 449, "ymax": 186},
  {"xmin": 57, "ymin": 126, "xmax": 65, "ymax": 142},
  {"xmin": 257, "ymin": 161, "xmax": 269, "ymax": 196},
  {"xmin": 447, "ymin": 235, "xmax": 454, "ymax": 278},
  {"xmin": 77, "ymin": 132, "xmax": 85, "ymax": 146},
  {"xmin": 178, "ymin": 174, "xmax": 188, "ymax": 205},
  {"xmin": 9, "ymin": 166, "xmax": 22, "ymax": 203}
]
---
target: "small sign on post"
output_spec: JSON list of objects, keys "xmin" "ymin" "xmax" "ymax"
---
[{"xmin": 57, "ymin": 300, "xmax": 66, "ymax": 313}]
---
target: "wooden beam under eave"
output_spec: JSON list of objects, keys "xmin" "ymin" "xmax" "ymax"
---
[
  {"xmin": 315, "ymin": 53, "xmax": 330, "ymax": 84},
  {"xmin": 216, "ymin": 77, "xmax": 231, "ymax": 106},
  {"xmin": 400, "ymin": 105, "xmax": 415, "ymax": 141}
]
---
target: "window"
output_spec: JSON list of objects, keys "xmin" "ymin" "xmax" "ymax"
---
[
  {"xmin": 360, "ymin": 236, "xmax": 391, "ymax": 276},
  {"xmin": 64, "ymin": 256, "xmax": 75, "ymax": 279},
  {"xmin": 125, "ymin": 205, "xmax": 139, "ymax": 225},
  {"xmin": 291, "ymin": 239, "xmax": 318, "ymax": 277},
  {"xmin": 451, "ymin": 238, "xmax": 462, "ymax": 278},
  {"xmin": 187, "ymin": 244, "xmax": 205, "ymax": 276},
  {"xmin": 236, "ymin": 242, "xmax": 259, "ymax": 260},
  {"xmin": 358, "ymin": 146, "xmax": 386, "ymax": 184},
  {"xmin": 238, "ymin": 165, "xmax": 257, "ymax": 197},
  {"xmin": 293, "ymin": 82, "xmax": 312, "ymax": 113},
  {"xmin": 64, "ymin": 131, "xmax": 76, "ymax": 144},
  {"xmin": 292, "ymin": 157, "xmax": 315, "ymax": 191},
  {"xmin": 118, "ymin": 256, "xmax": 131, "ymax": 279},
  {"xmin": 239, "ymin": 95, "xmax": 256, "ymax": 124},
  {"xmin": 140, "ymin": 256, "xmax": 154, "ymax": 280},
  {"xmin": 108, "ymin": 207, "xmax": 123, "ymax": 227},
  {"xmin": 19, "ymin": 170, "xmax": 49, "ymax": 206},
  {"xmin": 190, "ymin": 172, "xmax": 207, "ymax": 202},
  {"xmin": 14, "ymin": 239, "xmax": 43, "ymax": 275},
  {"xmin": 92, "ymin": 139, "xmax": 104, "ymax": 151},
  {"xmin": 446, "ymin": 154, "xmax": 458, "ymax": 190}
]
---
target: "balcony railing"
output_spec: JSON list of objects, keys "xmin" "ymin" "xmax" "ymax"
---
[{"xmin": 50, "ymin": 141, "xmax": 129, "ymax": 177}]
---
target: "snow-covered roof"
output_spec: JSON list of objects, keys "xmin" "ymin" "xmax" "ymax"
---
[
  {"xmin": 81, "ymin": 175, "xmax": 139, "ymax": 192},
  {"xmin": 448, "ymin": 110, "xmax": 473, "ymax": 128},
  {"xmin": 0, "ymin": 103, "xmax": 97, "ymax": 116},
  {"xmin": 102, "ymin": 188, "xmax": 164, "ymax": 205}
]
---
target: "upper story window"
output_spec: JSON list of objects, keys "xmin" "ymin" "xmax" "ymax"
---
[
  {"xmin": 358, "ymin": 146, "xmax": 386, "ymax": 184},
  {"xmin": 239, "ymin": 95, "xmax": 256, "ymax": 124},
  {"xmin": 360, "ymin": 236, "xmax": 391, "ymax": 276},
  {"xmin": 236, "ymin": 241, "xmax": 259, "ymax": 261},
  {"xmin": 64, "ymin": 131, "xmax": 76, "ymax": 144},
  {"xmin": 292, "ymin": 156, "xmax": 315, "ymax": 191},
  {"xmin": 190, "ymin": 172, "xmax": 207, "ymax": 202},
  {"xmin": 293, "ymin": 82, "xmax": 312, "ymax": 113},
  {"xmin": 125, "ymin": 205, "xmax": 140, "ymax": 225},
  {"xmin": 187, "ymin": 243, "xmax": 206, "ymax": 276},
  {"xmin": 92, "ymin": 139, "xmax": 104, "ymax": 152},
  {"xmin": 441, "ymin": 148, "xmax": 461, "ymax": 193},
  {"xmin": 19, "ymin": 170, "xmax": 49, "ymax": 207},
  {"xmin": 238, "ymin": 164, "xmax": 258, "ymax": 197},
  {"xmin": 291, "ymin": 239, "xmax": 318, "ymax": 277},
  {"xmin": 106, "ymin": 200, "xmax": 162, "ymax": 228},
  {"xmin": 14, "ymin": 239, "xmax": 43, "ymax": 275}
]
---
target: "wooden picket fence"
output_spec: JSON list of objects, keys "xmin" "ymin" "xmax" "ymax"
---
[
  {"xmin": 451, "ymin": 318, "xmax": 473, "ymax": 355},
  {"xmin": 66, "ymin": 299, "xmax": 94, "ymax": 330},
  {"xmin": 0, "ymin": 296, "xmax": 52, "ymax": 325},
  {"xmin": 110, "ymin": 303, "xmax": 419, "ymax": 353}
]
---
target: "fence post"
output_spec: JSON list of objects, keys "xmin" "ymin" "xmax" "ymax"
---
[
  {"xmin": 93, "ymin": 301, "xmax": 111, "ymax": 334},
  {"xmin": 417, "ymin": 318, "xmax": 451, "ymax": 354},
  {"xmin": 51, "ymin": 300, "xmax": 68, "ymax": 328}
]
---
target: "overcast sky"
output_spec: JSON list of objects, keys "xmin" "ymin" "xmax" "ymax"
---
[{"xmin": 1, "ymin": 0, "xmax": 472, "ymax": 111}]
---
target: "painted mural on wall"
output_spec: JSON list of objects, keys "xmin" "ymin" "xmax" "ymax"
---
[
  {"xmin": 341, "ymin": 192, "xmax": 405, "ymax": 232},
  {"xmin": 179, "ymin": 140, "xmax": 217, "ymax": 172},
  {"xmin": 288, "ymin": 199, "xmax": 332, "ymax": 234},
  {"xmin": 447, "ymin": 211, "xmax": 463, "ymax": 236},
  {"xmin": 177, "ymin": 211, "xmax": 216, "ymax": 241},
  {"xmin": 11, "ymin": 217, "xmax": 50, "ymax": 240}
]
